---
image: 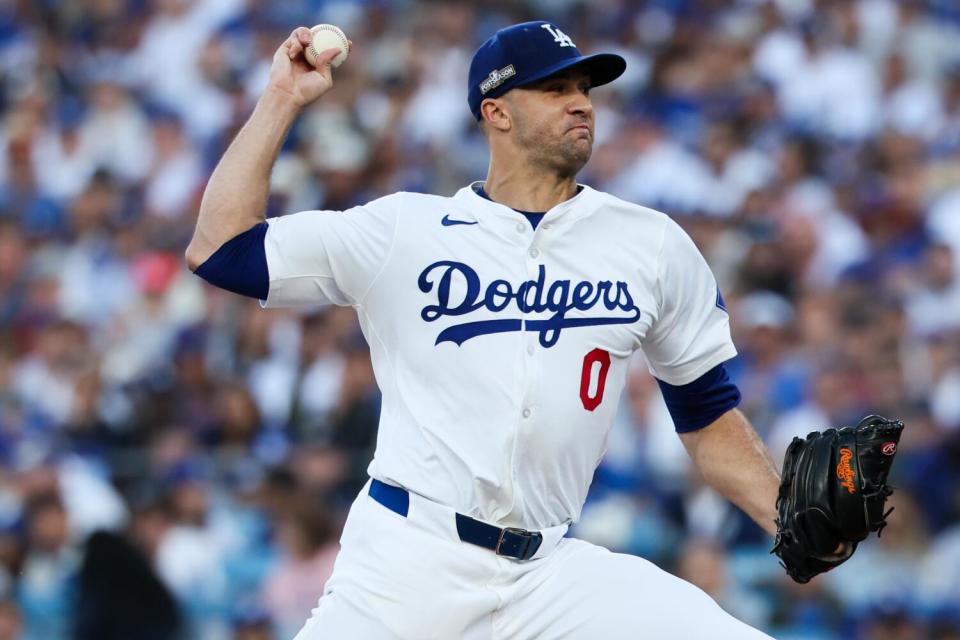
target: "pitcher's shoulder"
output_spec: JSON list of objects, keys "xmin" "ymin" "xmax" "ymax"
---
[
  {"xmin": 591, "ymin": 189, "xmax": 671, "ymax": 222},
  {"xmin": 374, "ymin": 191, "xmax": 455, "ymax": 210},
  {"xmin": 589, "ymin": 188, "xmax": 676, "ymax": 236}
]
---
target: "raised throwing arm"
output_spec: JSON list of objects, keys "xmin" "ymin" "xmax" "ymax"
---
[{"xmin": 184, "ymin": 27, "xmax": 347, "ymax": 271}]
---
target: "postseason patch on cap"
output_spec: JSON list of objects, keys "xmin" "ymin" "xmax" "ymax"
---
[{"xmin": 479, "ymin": 64, "xmax": 516, "ymax": 95}]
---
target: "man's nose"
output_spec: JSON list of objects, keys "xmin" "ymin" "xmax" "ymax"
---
[{"xmin": 568, "ymin": 95, "xmax": 593, "ymax": 118}]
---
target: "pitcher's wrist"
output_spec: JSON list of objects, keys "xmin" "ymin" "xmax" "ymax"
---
[{"xmin": 260, "ymin": 84, "xmax": 307, "ymax": 116}]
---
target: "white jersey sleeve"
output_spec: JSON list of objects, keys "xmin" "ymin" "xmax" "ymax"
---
[
  {"xmin": 642, "ymin": 219, "xmax": 737, "ymax": 385},
  {"xmin": 262, "ymin": 194, "xmax": 399, "ymax": 308}
]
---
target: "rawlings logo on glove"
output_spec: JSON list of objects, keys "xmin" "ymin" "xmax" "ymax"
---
[
  {"xmin": 772, "ymin": 415, "xmax": 904, "ymax": 584},
  {"xmin": 836, "ymin": 448, "xmax": 856, "ymax": 494}
]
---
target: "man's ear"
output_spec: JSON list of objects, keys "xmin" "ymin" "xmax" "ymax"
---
[{"xmin": 480, "ymin": 98, "xmax": 511, "ymax": 133}]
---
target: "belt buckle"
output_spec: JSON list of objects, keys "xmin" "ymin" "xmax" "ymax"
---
[{"xmin": 495, "ymin": 527, "xmax": 530, "ymax": 557}]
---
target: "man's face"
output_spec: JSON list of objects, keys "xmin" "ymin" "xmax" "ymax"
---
[{"xmin": 501, "ymin": 68, "xmax": 595, "ymax": 176}]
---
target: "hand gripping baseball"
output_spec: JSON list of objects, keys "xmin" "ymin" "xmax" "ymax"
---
[{"xmin": 268, "ymin": 27, "xmax": 352, "ymax": 108}]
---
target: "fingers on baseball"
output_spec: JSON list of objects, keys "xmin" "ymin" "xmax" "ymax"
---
[
  {"xmin": 285, "ymin": 27, "xmax": 311, "ymax": 60},
  {"xmin": 315, "ymin": 47, "xmax": 343, "ymax": 69}
]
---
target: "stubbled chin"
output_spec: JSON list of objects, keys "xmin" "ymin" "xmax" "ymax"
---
[
  {"xmin": 562, "ymin": 141, "xmax": 592, "ymax": 171},
  {"xmin": 571, "ymin": 135, "xmax": 593, "ymax": 153}
]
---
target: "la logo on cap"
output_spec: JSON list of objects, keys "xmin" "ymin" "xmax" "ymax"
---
[{"xmin": 541, "ymin": 24, "xmax": 575, "ymax": 48}]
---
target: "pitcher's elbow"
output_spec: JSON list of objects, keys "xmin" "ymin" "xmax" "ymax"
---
[{"xmin": 184, "ymin": 242, "xmax": 206, "ymax": 272}]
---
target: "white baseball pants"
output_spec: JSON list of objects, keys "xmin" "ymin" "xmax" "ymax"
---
[{"xmin": 293, "ymin": 480, "xmax": 773, "ymax": 639}]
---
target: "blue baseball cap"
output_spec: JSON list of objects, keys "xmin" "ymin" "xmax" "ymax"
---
[{"xmin": 468, "ymin": 21, "xmax": 626, "ymax": 121}]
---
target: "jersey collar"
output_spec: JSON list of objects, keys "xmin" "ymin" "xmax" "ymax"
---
[{"xmin": 454, "ymin": 181, "xmax": 600, "ymax": 228}]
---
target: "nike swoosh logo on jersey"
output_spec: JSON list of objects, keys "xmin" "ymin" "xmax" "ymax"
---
[{"xmin": 441, "ymin": 214, "xmax": 478, "ymax": 226}]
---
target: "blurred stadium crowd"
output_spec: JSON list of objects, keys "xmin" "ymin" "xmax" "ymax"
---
[{"xmin": 2, "ymin": 0, "xmax": 960, "ymax": 638}]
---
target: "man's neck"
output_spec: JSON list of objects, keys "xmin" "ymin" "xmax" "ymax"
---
[{"xmin": 483, "ymin": 162, "xmax": 580, "ymax": 212}]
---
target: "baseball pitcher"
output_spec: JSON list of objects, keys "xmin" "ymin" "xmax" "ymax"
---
[{"xmin": 186, "ymin": 21, "xmax": 902, "ymax": 639}]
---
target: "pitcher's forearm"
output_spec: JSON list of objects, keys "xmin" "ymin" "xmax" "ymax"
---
[
  {"xmin": 185, "ymin": 87, "xmax": 301, "ymax": 270},
  {"xmin": 679, "ymin": 409, "xmax": 780, "ymax": 536}
]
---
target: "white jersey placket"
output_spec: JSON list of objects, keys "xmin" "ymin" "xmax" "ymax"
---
[{"xmin": 507, "ymin": 200, "xmax": 565, "ymax": 522}]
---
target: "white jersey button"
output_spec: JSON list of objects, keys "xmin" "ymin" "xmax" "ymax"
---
[
  {"xmin": 529, "ymin": 248, "xmax": 539, "ymax": 259},
  {"xmin": 515, "ymin": 222, "xmax": 526, "ymax": 233},
  {"xmin": 526, "ymin": 345, "xmax": 535, "ymax": 356},
  {"xmin": 522, "ymin": 408, "xmax": 531, "ymax": 418},
  {"xmin": 542, "ymin": 223, "xmax": 552, "ymax": 230}
]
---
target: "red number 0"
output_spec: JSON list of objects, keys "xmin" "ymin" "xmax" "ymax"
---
[{"xmin": 579, "ymin": 348, "xmax": 611, "ymax": 411}]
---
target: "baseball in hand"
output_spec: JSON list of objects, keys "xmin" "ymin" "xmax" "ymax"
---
[{"xmin": 304, "ymin": 24, "xmax": 349, "ymax": 68}]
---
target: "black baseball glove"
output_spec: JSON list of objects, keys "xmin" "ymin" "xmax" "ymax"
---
[{"xmin": 771, "ymin": 415, "xmax": 904, "ymax": 583}]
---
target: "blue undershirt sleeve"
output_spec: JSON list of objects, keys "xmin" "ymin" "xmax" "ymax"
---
[
  {"xmin": 656, "ymin": 362, "xmax": 742, "ymax": 433},
  {"xmin": 193, "ymin": 222, "xmax": 269, "ymax": 300}
]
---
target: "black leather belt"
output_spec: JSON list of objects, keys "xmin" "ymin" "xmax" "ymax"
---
[{"xmin": 369, "ymin": 479, "xmax": 544, "ymax": 561}]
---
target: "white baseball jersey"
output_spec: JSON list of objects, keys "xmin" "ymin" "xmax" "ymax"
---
[{"xmin": 263, "ymin": 183, "xmax": 736, "ymax": 530}]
